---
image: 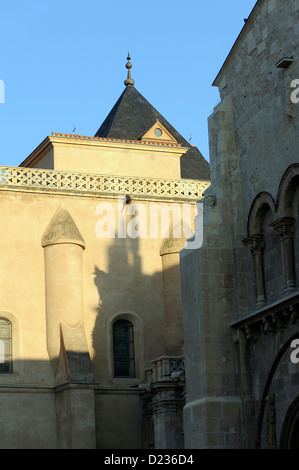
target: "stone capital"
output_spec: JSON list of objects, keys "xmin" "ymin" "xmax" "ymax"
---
[
  {"xmin": 243, "ymin": 234, "xmax": 265, "ymax": 255},
  {"xmin": 270, "ymin": 217, "xmax": 295, "ymax": 240}
]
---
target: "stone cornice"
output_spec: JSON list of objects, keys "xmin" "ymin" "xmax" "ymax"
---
[
  {"xmin": 20, "ymin": 133, "xmax": 187, "ymax": 168},
  {"xmin": 231, "ymin": 292, "xmax": 299, "ymax": 340}
]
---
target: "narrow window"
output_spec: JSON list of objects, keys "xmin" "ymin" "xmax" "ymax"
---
[
  {"xmin": 113, "ymin": 320, "xmax": 135, "ymax": 378},
  {"xmin": 0, "ymin": 319, "xmax": 12, "ymax": 373}
]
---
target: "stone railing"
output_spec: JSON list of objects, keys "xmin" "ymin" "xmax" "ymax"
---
[
  {"xmin": 144, "ymin": 356, "xmax": 185, "ymax": 384},
  {"xmin": 0, "ymin": 166, "xmax": 210, "ymax": 203}
]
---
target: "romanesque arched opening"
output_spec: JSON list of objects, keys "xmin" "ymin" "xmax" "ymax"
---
[{"xmin": 280, "ymin": 396, "xmax": 299, "ymax": 449}]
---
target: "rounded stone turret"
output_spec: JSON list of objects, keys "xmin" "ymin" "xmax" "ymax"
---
[{"xmin": 42, "ymin": 203, "xmax": 86, "ymax": 371}]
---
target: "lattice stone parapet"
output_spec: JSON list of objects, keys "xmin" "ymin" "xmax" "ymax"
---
[{"xmin": 0, "ymin": 166, "xmax": 210, "ymax": 203}]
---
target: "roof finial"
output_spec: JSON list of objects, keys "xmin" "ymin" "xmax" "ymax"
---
[{"xmin": 124, "ymin": 53, "xmax": 135, "ymax": 87}]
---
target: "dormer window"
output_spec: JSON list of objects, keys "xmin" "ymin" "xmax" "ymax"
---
[{"xmin": 140, "ymin": 120, "xmax": 179, "ymax": 144}]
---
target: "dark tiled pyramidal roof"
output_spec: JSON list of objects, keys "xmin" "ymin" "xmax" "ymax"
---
[{"xmin": 94, "ymin": 63, "xmax": 210, "ymax": 181}]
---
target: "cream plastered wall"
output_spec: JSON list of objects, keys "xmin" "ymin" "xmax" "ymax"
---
[
  {"xmin": 23, "ymin": 135, "xmax": 187, "ymax": 179},
  {"xmin": 0, "ymin": 188, "xmax": 196, "ymax": 388}
]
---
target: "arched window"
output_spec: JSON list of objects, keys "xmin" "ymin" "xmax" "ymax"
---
[
  {"xmin": 113, "ymin": 320, "xmax": 135, "ymax": 378},
  {"xmin": 0, "ymin": 319, "xmax": 12, "ymax": 373}
]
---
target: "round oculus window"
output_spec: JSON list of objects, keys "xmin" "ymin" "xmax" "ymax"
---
[{"xmin": 154, "ymin": 128, "xmax": 162, "ymax": 137}]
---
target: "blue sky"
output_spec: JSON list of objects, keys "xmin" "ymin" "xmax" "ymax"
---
[{"xmin": 0, "ymin": 0, "xmax": 256, "ymax": 168}]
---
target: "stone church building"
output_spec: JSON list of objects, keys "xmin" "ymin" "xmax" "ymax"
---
[
  {"xmin": 180, "ymin": 0, "xmax": 299, "ymax": 449},
  {"xmin": 0, "ymin": 55, "xmax": 210, "ymax": 448},
  {"xmin": 1, "ymin": 0, "xmax": 299, "ymax": 450}
]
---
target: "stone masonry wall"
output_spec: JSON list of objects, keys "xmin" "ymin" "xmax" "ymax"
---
[
  {"xmin": 181, "ymin": 0, "xmax": 299, "ymax": 449},
  {"xmin": 216, "ymin": 0, "xmax": 299, "ymax": 220}
]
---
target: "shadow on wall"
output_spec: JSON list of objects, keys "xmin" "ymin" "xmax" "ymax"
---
[
  {"xmin": 91, "ymin": 233, "xmax": 185, "ymax": 385},
  {"xmin": 89, "ymin": 232, "xmax": 186, "ymax": 449}
]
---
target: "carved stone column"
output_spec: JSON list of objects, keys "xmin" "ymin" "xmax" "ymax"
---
[
  {"xmin": 139, "ymin": 356, "xmax": 185, "ymax": 449},
  {"xmin": 265, "ymin": 394, "xmax": 277, "ymax": 449},
  {"xmin": 151, "ymin": 384, "xmax": 185, "ymax": 449},
  {"xmin": 243, "ymin": 234, "xmax": 266, "ymax": 303},
  {"xmin": 235, "ymin": 329, "xmax": 256, "ymax": 448},
  {"xmin": 270, "ymin": 217, "xmax": 296, "ymax": 290}
]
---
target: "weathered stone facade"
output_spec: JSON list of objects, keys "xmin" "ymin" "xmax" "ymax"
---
[
  {"xmin": 0, "ymin": 75, "xmax": 209, "ymax": 448},
  {"xmin": 3, "ymin": 0, "xmax": 299, "ymax": 450},
  {"xmin": 181, "ymin": 0, "xmax": 299, "ymax": 449}
]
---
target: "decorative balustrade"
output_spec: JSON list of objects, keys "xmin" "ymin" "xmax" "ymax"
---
[
  {"xmin": 0, "ymin": 166, "xmax": 210, "ymax": 202},
  {"xmin": 144, "ymin": 356, "xmax": 185, "ymax": 384}
]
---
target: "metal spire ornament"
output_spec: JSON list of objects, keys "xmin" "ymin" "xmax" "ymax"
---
[{"xmin": 124, "ymin": 53, "xmax": 135, "ymax": 87}]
